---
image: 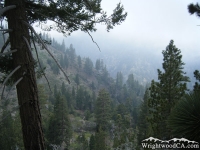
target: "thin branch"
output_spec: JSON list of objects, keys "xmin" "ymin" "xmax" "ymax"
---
[
  {"xmin": 31, "ymin": 31, "xmax": 52, "ymax": 92},
  {"xmin": 0, "ymin": 85, "xmax": 5, "ymax": 101},
  {"xmin": 26, "ymin": 8, "xmax": 65, "ymax": 30},
  {"xmin": 1, "ymin": 37, "xmax": 10, "ymax": 53},
  {"xmin": 86, "ymin": 30, "xmax": 101, "ymax": 51},
  {"xmin": 46, "ymin": 46, "xmax": 70, "ymax": 83},
  {"xmin": 0, "ymin": 49, "xmax": 17, "ymax": 56},
  {"xmin": 2, "ymin": 29, "xmax": 5, "ymax": 44},
  {"xmin": 1, "ymin": 65, "xmax": 21, "ymax": 100},
  {"xmin": 2, "ymin": 65, "xmax": 21, "ymax": 85},
  {"xmin": 0, "ymin": 5, "xmax": 16, "ymax": 16},
  {"xmin": 22, "ymin": 21, "xmax": 70, "ymax": 84},
  {"xmin": 83, "ymin": 0, "xmax": 94, "ymax": 12},
  {"xmin": 22, "ymin": 21, "xmax": 48, "ymax": 50},
  {"xmin": 0, "ymin": 19, "xmax": 5, "ymax": 44},
  {"xmin": 5, "ymin": 77, "xmax": 23, "ymax": 101},
  {"xmin": 26, "ymin": 8, "xmax": 101, "ymax": 51},
  {"xmin": 22, "ymin": 36, "xmax": 33, "ymax": 59},
  {"xmin": 0, "ymin": 29, "xmax": 12, "ymax": 32}
]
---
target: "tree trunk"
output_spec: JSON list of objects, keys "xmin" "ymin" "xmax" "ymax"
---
[{"xmin": 5, "ymin": 0, "xmax": 45, "ymax": 149}]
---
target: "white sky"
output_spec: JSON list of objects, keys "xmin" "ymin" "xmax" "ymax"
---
[
  {"xmin": 35, "ymin": 0, "xmax": 200, "ymax": 62},
  {"xmin": 99, "ymin": 0, "xmax": 200, "ymax": 58}
]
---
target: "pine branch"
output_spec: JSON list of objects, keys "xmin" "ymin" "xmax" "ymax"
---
[
  {"xmin": 26, "ymin": 8, "xmax": 101, "ymax": 51},
  {"xmin": 22, "ymin": 21, "xmax": 70, "ymax": 84},
  {"xmin": 31, "ymin": 31, "xmax": 52, "ymax": 92}
]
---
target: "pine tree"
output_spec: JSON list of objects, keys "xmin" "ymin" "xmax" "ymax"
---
[
  {"xmin": 126, "ymin": 74, "xmax": 135, "ymax": 90},
  {"xmin": 64, "ymin": 54, "xmax": 69, "ymax": 69},
  {"xmin": 47, "ymin": 93, "xmax": 72, "ymax": 149},
  {"xmin": 95, "ymin": 127, "xmax": 107, "ymax": 150},
  {"xmin": 193, "ymin": 70, "xmax": 200, "ymax": 91},
  {"xmin": 84, "ymin": 57, "xmax": 93, "ymax": 75},
  {"xmin": 0, "ymin": 110, "xmax": 15, "ymax": 149},
  {"xmin": 188, "ymin": 3, "xmax": 200, "ymax": 18},
  {"xmin": 76, "ymin": 134, "xmax": 89, "ymax": 150},
  {"xmin": 54, "ymin": 84, "xmax": 58, "ymax": 99},
  {"xmin": 71, "ymin": 86, "xmax": 76, "ymax": 103},
  {"xmin": 95, "ymin": 89, "xmax": 111, "ymax": 131},
  {"xmin": 95, "ymin": 59, "xmax": 101, "ymax": 71},
  {"xmin": 75, "ymin": 74, "xmax": 80, "ymax": 86},
  {"xmin": 2, "ymin": 0, "xmax": 127, "ymax": 148},
  {"xmin": 3, "ymin": 0, "xmax": 46, "ymax": 148},
  {"xmin": 69, "ymin": 44, "xmax": 76, "ymax": 62},
  {"xmin": 100, "ymin": 59, "xmax": 104, "ymax": 70},
  {"xmin": 138, "ymin": 89, "xmax": 150, "ymax": 143},
  {"xmin": 78, "ymin": 55, "xmax": 82, "ymax": 69},
  {"xmin": 13, "ymin": 111, "xmax": 24, "ymax": 149},
  {"xmin": 61, "ymin": 39, "xmax": 65, "ymax": 52},
  {"xmin": 51, "ymin": 61, "xmax": 60, "ymax": 74},
  {"xmin": 38, "ymin": 84, "xmax": 51, "ymax": 135},
  {"xmin": 116, "ymin": 72, "xmax": 123, "ymax": 89},
  {"xmin": 76, "ymin": 87, "xmax": 84, "ymax": 110},
  {"xmin": 148, "ymin": 40, "xmax": 189, "ymax": 139},
  {"xmin": 89, "ymin": 134, "xmax": 96, "ymax": 150}
]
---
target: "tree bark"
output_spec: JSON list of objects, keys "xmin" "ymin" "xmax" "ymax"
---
[{"xmin": 5, "ymin": 0, "xmax": 45, "ymax": 149}]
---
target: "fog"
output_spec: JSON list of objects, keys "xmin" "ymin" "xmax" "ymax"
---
[
  {"xmin": 36, "ymin": 0, "xmax": 200, "ymax": 57},
  {"xmin": 34, "ymin": 0, "xmax": 200, "ymax": 83}
]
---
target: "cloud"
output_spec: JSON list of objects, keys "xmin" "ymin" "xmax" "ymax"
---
[{"xmin": 34, "ymin": 0, "xmax": 200, "ymax": 62}]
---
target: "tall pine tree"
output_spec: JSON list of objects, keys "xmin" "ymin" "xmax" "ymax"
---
[
  {"xmin": 148, "ymin": 40, "xmax": 189, "ymax": 139},
  {"xmin": 1, "ymin": 0, "xmax": 127, "ymax": 148},
  {"xmin": 47, "ymin": 93, "xmax": 72, "ymax": 149},
  {"xmin": 95, "ymin": 89, "xmax": 111, "ymax": 131},
  {"xmin": 138, "ymin": 88, "xmax": 150, "ymax": 143}
]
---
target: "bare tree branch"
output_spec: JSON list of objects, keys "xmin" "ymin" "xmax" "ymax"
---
[
  {"xmin": 0, "ymin": 29, "xmax": 13, "ymax": 32},
  {"xmin": 0, "ymin": 5, "xmax": 16, "ymax": 16},
  {"xmin": 31, "ymin": 31, "xmax": 52, "ymax": 92},
  {"xmin": 22, "ymin": 36, "xmax": 34, "ymax": 60},
  {"xmin": 5, "ymin": 77, "xmax": 23, "ymax": 101},
  {"xmin": 86, "ymin": 30, "xmax": 101, "ymax": 51},
  {"xmin": 22, "ymin": 21, "xmax": 70, "ymax": 84},
  {"xmin": 1, "ymin": 65, "xmax": 21, "ymax": 100},
  {"xmin": 2, "ymin": 65, "xmax": 21, "ymax": 85},
  {"xmin": 0, "ymin": 49, "xmax": 17, "ymax": 56},
  {"xmin": 1, "ymin": 37, "xmax": 10, "ymax": 53}
]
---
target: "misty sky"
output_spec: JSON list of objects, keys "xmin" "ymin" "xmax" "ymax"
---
[{"xmin": 35, "ymin": 0, "xmax": 200, "ymax": 63}]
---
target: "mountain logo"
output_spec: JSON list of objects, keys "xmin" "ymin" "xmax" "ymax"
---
[
  {"xmin": 142, "ymin": 137, "xmax": 198, "ymax": 144},
  {"xmin": 141, "ymin": 137, "xmax": 199, "ymax": 149}
]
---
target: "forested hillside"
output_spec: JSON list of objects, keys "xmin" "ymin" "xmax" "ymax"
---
[
  {"xmin": 0, "ymin": 32, "xmax": 146, "ymax": 149},
  {"xmin": 1, "ymin": 30, "xmax": 200, "ymax": 149},
  {"xmin": 1, "ymin": 0, "xmax": 200, "ymax": 149},
  {"xmin": 1, "ymin": 29, "xmax": 200, "ymax": 149}
]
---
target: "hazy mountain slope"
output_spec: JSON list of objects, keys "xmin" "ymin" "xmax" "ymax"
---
[{"xmin": 72, "ymin": 39, "xmax": 199, "ymax": 88}]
